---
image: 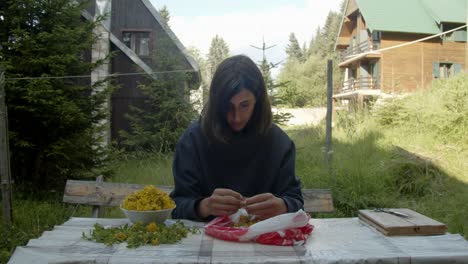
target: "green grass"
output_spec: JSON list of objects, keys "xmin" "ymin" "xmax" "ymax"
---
[
  {"xmin": 0, "ymin": 193, "xmax": 90, "ymax": 263},
  {"xmin": 109, "ymin": 152, "xmax": 174, "ymax": 185},
  {"xmin": 2, "ymin": 74, "xmax": 467, "ymax": 263},
  {"xmin": 287, "ymin": 121, "xmax": 468, "ymax": 235},
  {"xmin": 287, "ymin": 74, "xmax": 468, "ymax": 236}
]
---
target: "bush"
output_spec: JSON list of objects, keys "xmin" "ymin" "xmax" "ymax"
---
[{"xmin": 373, "ymin": 74, "xmax": 468, "ymax": 143}]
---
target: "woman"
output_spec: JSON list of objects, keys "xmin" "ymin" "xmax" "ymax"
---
[{"xmin": 170, "ymin": 55, "xmax": 303, "ymax": 221}]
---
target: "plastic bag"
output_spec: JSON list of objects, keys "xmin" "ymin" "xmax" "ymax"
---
[{"xmin": 204, "ymin": 209, "xmax": 314, "ymax": 246}]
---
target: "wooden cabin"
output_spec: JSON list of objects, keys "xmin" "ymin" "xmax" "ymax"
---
[
  {"xmin": 80, "ymin": 0, "xmax": 200, "ymax": 142},
  {"xmin": 334, "ymin": 0, "xmax": 467, "ymax": 107}
]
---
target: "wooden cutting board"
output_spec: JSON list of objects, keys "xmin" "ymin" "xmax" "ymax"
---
[{"xmin": 358, "ymin": 208, "xmax": 447, "ymax": 236}]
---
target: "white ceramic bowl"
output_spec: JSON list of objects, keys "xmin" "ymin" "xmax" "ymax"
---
[{"xmin": 120, "ymin": 207, "xmax": 174, "ymax": 225}]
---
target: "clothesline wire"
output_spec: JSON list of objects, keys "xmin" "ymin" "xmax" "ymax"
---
[
  {"xmin": 4, "ymin": 24, "xmax": 468, "ymax": 81},
  {"xmin": 4, "ymin": 69, "xmax": 197, "ymax": 81}
]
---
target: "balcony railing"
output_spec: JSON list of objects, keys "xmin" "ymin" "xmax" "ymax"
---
[
  {"xmin": 340, "ymin": 40, "xmax": 380, "ymax": 61},
  {"xmin": 336, "ymin": 77, "xmax": 380, "ymax": 94}
]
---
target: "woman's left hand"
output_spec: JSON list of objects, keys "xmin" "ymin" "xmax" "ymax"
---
[{"xmin": 244, "ymin": 193, "xmax": 287, "ymax": 220}]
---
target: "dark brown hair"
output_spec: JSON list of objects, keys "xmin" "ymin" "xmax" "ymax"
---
[{"xmin": 201, "ymin": 55, "xmax": 272, "ymax": 143}]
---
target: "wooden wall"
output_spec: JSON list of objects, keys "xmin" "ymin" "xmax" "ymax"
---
[
  {"xmin": 110, "ymin": 0, "xmax": 190, "ymax": 69},
  {"xmin": 336, "ymin": 11, "xmax": 367, "ymax": 50},
  {"xmin": 77, "ymin": 0, "xmax": 199, "ymax": 142},
  {"xmin": 109, "ymin": 0, "xmax": 195, "ymax": 142},
  {"xmin": 110, "ymin": 42, "xmax": 149, "ymax": 140},
  {"xmin": 380, "ymin": 32, "xmax": 466, "ymax": 93}
]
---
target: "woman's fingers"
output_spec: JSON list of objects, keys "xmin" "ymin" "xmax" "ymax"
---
[
  {"xmin": 244, "ymin": 193, "xmax": 272, "ymax": 207},
  {"xmin": 244, "ymin": 193, "xmax": 287, "ymax": 219},
  {"xmin": 205, "ymin": 188, "xmax": 245, "ymax": 216},
  {"xmin": 213, "ymin": 188, "xmax": 244, "ymax": 200},
  {"xmin": 210, "ymin": 203, "xmax": 239, "ymax": 215}
]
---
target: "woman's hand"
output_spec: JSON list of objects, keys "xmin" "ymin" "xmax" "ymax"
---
[
  {"xmin": 197, "ymin": 188, "xmax": 244, "ymax": 219},
  {"xmin": 244, "ymin": 193, "xmax": 287, "ymax": 220}
]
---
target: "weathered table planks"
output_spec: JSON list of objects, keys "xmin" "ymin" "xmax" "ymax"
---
[
  {"xmin": 8, "ymin": 217, "xmax": 468, "ymax": 264},
  {"xmin": 63, "ymin": 180, "xmax": 335, "ymax": 215}
]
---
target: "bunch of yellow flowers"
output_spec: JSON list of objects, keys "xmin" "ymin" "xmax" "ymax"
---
[
  {"xmin": 122, "ymin": 186, "xmax": 175, "ymax": 211},
  {"xmin": 232, "ymin": 215, "xmax": 260, "ymax": 227}
]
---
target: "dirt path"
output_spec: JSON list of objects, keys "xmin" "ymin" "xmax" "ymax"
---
[{"xmin": 273, "ymin": 107, "xmax": 327, "ymax": 127}]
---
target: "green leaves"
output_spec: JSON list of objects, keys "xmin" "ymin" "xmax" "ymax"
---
[
  {"xmin": 83, "ymin": 221, "xmax": 199, "ymax": 248},
  {"xmin": 373, "ymin": 74, "xmax": 468, "ymax": 143},
  {"xmin": 278, "ymin": 10, "xmax": 343, "ymax": 108},
  {"xmin": 2, "ymin": 0, "xmax": 112, "ymax": 187}
]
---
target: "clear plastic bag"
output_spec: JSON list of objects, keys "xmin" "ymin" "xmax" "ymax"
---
[{"xmin": 204, "ymin": 209, "xmax": 314, "ymax": 246}]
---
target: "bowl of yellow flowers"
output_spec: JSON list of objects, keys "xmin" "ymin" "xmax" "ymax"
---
[{"xmin": 120, "ymin": 186, "xmax": 176, "ymax": 225}]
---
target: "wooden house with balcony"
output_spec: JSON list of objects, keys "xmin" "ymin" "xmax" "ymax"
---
[{"xmin": 334, "ymin": 0, "xmax": 467, "ymax": 107}]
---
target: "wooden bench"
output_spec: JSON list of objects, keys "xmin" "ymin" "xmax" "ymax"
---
[{"xmin": 63, "ymin": 178, "xmax": 334, "ymax": 217}]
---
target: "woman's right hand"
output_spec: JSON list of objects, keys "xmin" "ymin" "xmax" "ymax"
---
[{"xmin": 196, "ymin": 188, "xmax": 244, "ymax": 219}]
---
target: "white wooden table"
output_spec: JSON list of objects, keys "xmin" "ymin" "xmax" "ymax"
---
[{"xmin": 8, "ymin": 217, "xmax": 468, "ymax": 264}]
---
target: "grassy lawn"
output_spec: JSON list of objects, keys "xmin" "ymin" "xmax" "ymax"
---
[{"xmin": 288, "ymin": 122, "xmax": 468, "ymax": 234}]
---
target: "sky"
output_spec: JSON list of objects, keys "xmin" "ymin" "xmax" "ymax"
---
[{"xmin": 149, "ymin": 0, "xmax": 343, "ymax": 76}]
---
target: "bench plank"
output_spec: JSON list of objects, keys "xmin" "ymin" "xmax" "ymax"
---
[
  {"xmin": 302, "ymin": 188, "xmax": 334, "ymax": 213},
  {"xmin": 63, "ymin": 180, "xmax": 334, "ymax": 213}
]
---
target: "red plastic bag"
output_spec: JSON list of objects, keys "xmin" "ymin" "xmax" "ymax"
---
[{"xmin": 204, "ymin": 209, "xmax": 314, "ymax": 246}]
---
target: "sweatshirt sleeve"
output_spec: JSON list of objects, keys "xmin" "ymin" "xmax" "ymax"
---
[
  {"xmin": 170, "ymin": 129, "xmax": 205, "ymax": 221},
  {"xmin": 276, "ymin": 141, "xmax": 304, "ymax": 213}
]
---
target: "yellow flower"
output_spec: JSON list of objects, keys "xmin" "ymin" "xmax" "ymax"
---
[
  {"xmin": 122, "ymin": 186, "xmax": 176, "ymax": 211},
  {"xmin": 114, "ymin": 232, "xmax": 127, "ymax": 242},
  {"xmin": 151, "ymin": 238, "xmax": 159, "ymax": 246},
  {"xmin": 146, "ymin": 222, "xmax": 158, "ymax": 232}
]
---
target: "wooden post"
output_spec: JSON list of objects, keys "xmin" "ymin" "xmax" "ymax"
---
[
  {"xmin": 91, "ymin": 175, "xmax": 105, "ymax": 218},
  {"xmin": 466, "ymin": 5, "xmax": 468, "ymax": 71},
  {"xmin": 325, "ymin": 60, "xmax": 334, "ymax": 181},
  {"xmin": 0, "ymin": 70, "xmax": 14, "ymax": 230},
  {"xmin": 91, "ymin": 1, "xmax": 111, "ymax": 148}
]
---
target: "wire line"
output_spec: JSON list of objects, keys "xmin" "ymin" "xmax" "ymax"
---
[{"xmin": 4, "ymin": 69, "xmax": 198, "ymax": 81}]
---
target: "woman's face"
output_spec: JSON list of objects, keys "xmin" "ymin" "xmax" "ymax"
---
[{"xmin": 226, "ymin": 88, "xmax": 256, "ymax": 132}]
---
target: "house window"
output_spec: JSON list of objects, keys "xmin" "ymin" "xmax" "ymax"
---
[
  {"xmin": 439, "ymin": 63, "xmax": 453, "ymax": 78},
  {"xmin": 442, "ymin": 23, "xmax": 467, "ymax": 43},
  {"xmin": 433, "ymin": 62, "xmax": 462, "ymax": 79},
  {"xmin": 444, "ymin": 31, "xmax": 466, "ymax": 42},
  {"xmin": 122, "ymin": 31, "xmax": 151, "ymax": 57}
]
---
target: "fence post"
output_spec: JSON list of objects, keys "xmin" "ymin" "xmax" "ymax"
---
[
  {"xmin": 466, "ymin": 4, "xmax": 468, "ymax": 71},
  {"xmin": 0, "ymin": 70, "xmax": 14, "ymax": 231},
  {"xmin": 91, "ymin": 175, "xmax": 105, "ymax": 218},
  {"xmin": 325, "ymin": 60, "xmax": 334, "ymax": 182}
]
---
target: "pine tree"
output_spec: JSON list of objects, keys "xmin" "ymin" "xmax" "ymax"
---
[
  {"xmin": 252, "ymin": 39, "xmax": 291, "ymax": 125},
  {"xmin": 278, "ymin": 8, "xmax": 344, "ymax": 107},
  {"xmin": 119, "ymin": 36, "xmax": 196, "ymax": 153},
  {"xmin": 0, "ymin": 0, "xmax": 110, "ymax": 188},
  {"xmin": 207, "ymin": 35, "xmax": 230, "ymax": 79},
  {"xmin": 186, "ymin": 46, "xmax": 209, "ymax": 107},
  {"xmin": 302, "ymin": 42, "xmax": 308, "ymax": 59},
  {"xmin": 308, "ymin": 27, "xmax": 321, "ymax": 57},
  {"xmin": 309, "ymin": 11, "xmax": 342, "ymax": 58},
  {"xmin": 285, "ymin": 32, "xmax": 304, "ymax": 62},
  {"xmin": 340, "ymin": 0, "xmax": 347, "ymax": 13},
  {"xmin": 322, "ymin": 11, "xmax": 342, "ymax": 57},
  {"xmin": 158, "ymin": 5, "xmax": 170, "ymax": 25}
]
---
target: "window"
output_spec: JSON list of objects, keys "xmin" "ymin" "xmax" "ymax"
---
[
  {"xmin": 442, "ymin": 23, "xmax": 467, "ymax": 43},
  {"xmin": 439, "ymin": 63, "xmax": 453, "ymax": 78},
  {"xmin": 443, "ymin": 31, "xmax": 466, "ymax": 42},
  {"xmin": 433, "ymin": 62, "xmax": 462, "ymax": 79},
  {"xmin": 122, "ymin": 31, "xmax": 151, "ymax": 57}
]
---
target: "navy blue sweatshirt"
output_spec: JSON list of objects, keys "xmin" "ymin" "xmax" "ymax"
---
[{"xmin": 170, "ymin": 121, "xmax": 303, "ymax": 220}]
